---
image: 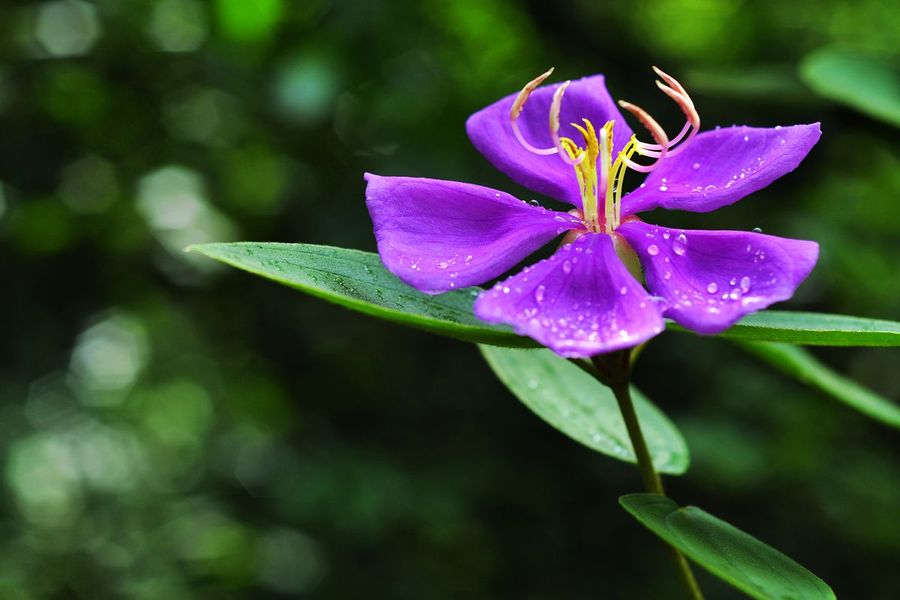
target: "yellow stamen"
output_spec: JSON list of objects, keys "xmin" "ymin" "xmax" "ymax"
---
[
  {"xmin": 508, "ymin": 67, "xmax": 699, "ymax": 235},
  {"xmin": 559, "ymin": 118, "xmax": 601, "ymax": 231}
]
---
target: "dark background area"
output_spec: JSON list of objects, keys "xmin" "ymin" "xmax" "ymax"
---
[{"xmin": 0, "ymin": 0, "xmax": 898, "ymax": 597}]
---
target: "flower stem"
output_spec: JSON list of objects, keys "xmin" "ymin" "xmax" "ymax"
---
[{"xmin": 590, "ymin": 351, "xmax": 704, "ymax": 600}]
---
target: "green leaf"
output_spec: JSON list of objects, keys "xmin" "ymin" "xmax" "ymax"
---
[
  {"xmin": 669, "ymin": 310, "xmax": 900, "ymax": 346},
  {"xmin": 192, "ymin": 243, "xmax": 900, "ymax": 350},
  {"xmin": 735, "ymin": 341, "xmax": 900, "ymax": 429},
  {"xmin": 800, "ymin": 48, "xmax": 900, "ymax": 128},
  {"xmin": 479, "ymin": 346, "xmax": 689, "ymax": 475},
  {"xmin": 620, "ymin": 494, "xmax": 835, "ymax": 600},
  {"xmin": 189, "ymin": 242, "xmax": 535, "ymax": 347}
]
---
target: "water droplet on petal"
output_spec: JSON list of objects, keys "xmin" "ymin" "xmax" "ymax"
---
[
  {"xmin": 563, "ymin": 260, "xmax": 572, "ymax": 274},
  {"xmin": 740, "ymin": 276, "xmax": 751, "ymax": 292},
  {"xmin": 647, "ymin": 244, "xmax": 659, "ymax": 256},
  {"xmin": 619, "ymin": 286, "xmax": 628, "ymax": 295},
  {"xmin": 692, "ymin": 162, "xmax": 701, "ymax": 170},
  {"xmin": 534, "ymin": 285, "xmax": 546, "ymax": 303},
  {"xmin": 673, "ymin": 233, "xmax": 688, "ymax": 256},
  {"xmin": 707, "ymin": 282, "xmax": 718, "ymax": 294},
  {"xmin": 663, "ymin": 270, "xmax": 672, "ymax": 280},
  {"xmin": 752, "ymin": 227, "xmax": 762, "ymax": 233},
  {"xmin": 529, "ymin": 199, "xmax": 540, "ymax": 206},
  {"xmin": 658, "ymin": 184, "xmax": 668, "ymax": 192}
]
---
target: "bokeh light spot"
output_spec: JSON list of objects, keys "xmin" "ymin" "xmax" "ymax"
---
[
  {"xmin": 7, "ymin": 434, "xmax": 83, "ymax": 527},
  {"xmin": 273, "ymin": 55, "xmax": 339, "ymax": 123},
  {"xmin": 148, "ymin": 0, "xmax": 208, "ymax": 53},
  {"xmin": 70, "ymin": 311, "xmax": 149, "ymax": 405},
  {"xmin": 136, "ymin": 165, "xmax": 237, "ymax": 264},
  {"xmin": 34, "ymin": 0, "xmax": 101, "ymax": 57}
]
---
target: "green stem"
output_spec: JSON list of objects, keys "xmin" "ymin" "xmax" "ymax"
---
[
  {"xmin": 591, "ymin": 351, "xmax": 705, "ymax": 600},
  {"xmin": 608, "ymin": 376, "xmax": 664, "ymax": 494}
]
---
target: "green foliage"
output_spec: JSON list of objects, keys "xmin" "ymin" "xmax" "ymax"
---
[
  {"xmin": 620, "ymin": 494, "xmax": 835, "ymax": 600},
  {"xmin": 801, "ymin": 49, "xmax": 900, "ymax": 127},
  {"xmin": 670, "ymin": 310, "xmax": 900, "ymax": 346},
  {"xmin": 736, "ymin": 341, "xmax": 900, "ymax": 429},
  {"xmin": 480, "ymin": 346, "xmax": 689, "ymax": 474}
]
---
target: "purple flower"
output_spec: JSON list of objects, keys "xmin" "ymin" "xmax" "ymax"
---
[{"xmin": 365, "ymin": 68, "xmax": 820, "ymax": 357}]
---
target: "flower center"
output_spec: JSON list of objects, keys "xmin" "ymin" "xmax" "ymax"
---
[{"xmin": 509, "ymin": 67, "xmax": 700, "ymax": 235}]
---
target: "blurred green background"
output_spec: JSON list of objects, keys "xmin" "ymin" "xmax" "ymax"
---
[{"xmin": 1, "ymin": 0, "xmax": 898, "ymax": 597}]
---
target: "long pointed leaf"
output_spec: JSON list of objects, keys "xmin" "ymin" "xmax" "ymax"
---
[
  {"xmin": 189, "ymin": 242, "xmax": 533, "ymax": 347},
  {"xmin": 735, "ymin": 340, "xmax": 900, "ymax": 429},
  {"xmin": 621, "ymin": 494, "xmax": 835, "ymax": 600},
  {"xmin": 669, "ymin": 310, "xmax": 900, "ymax": 346}
]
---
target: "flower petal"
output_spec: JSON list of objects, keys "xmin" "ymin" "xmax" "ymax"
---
[
  {"xmin": 618, "ymin": 220, "xmax": 819, "ymax": 334},
  {"xmin": 365, "ymin": 174, "xmax": 584, "ymax": 294},
  {"xmin": 621, "ymin": 124, "xmax": 822, "ymax": 215},
  {"xmin": 473, "ymin": 233, "xmax": 665, "ymax": 357},
  {"xmin": 466, "ymin": 75, "xmax": 633, "ymax": 208}
]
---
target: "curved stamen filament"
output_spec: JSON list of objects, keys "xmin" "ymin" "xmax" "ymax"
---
[
  {"xmin": 551, "ymin": 81, "xmax": 585, "ymax": 166},
  {"xmin": 631, "ymin": 67, "xmax": 700, "ymax": 158},
  {"xmin": 510, "ymin": 68, "xmax": 559, "ymax": 156},
  {"xmin": 601, "ymin": 67, "xmax": 700, "ymax": 232},
  {"xmin": 506, "ymin": 67, "xmax": 700, "ymax": 235},
  {"xmin": 617, "ymin": 100, "xmax": 669, "ymax": 172}
]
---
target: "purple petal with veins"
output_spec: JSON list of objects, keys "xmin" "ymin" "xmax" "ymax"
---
[
  {"xmin": 621, "ymin": 124, "xmax": 821, "ymax": 215},
  {"xmin": 618, "ymin": 220, "xmax": 819, "ymax": 334},
  {"xmin": 365, "ymin": 173, "xmax": 584, "ymax": 294},
  {"xmin": 474, "ymin": 233, "xmax": 665, "ymax": 357},
  {"xmin": 467, "ymin": 75, "xmax": 633, "ymax": 208}
]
